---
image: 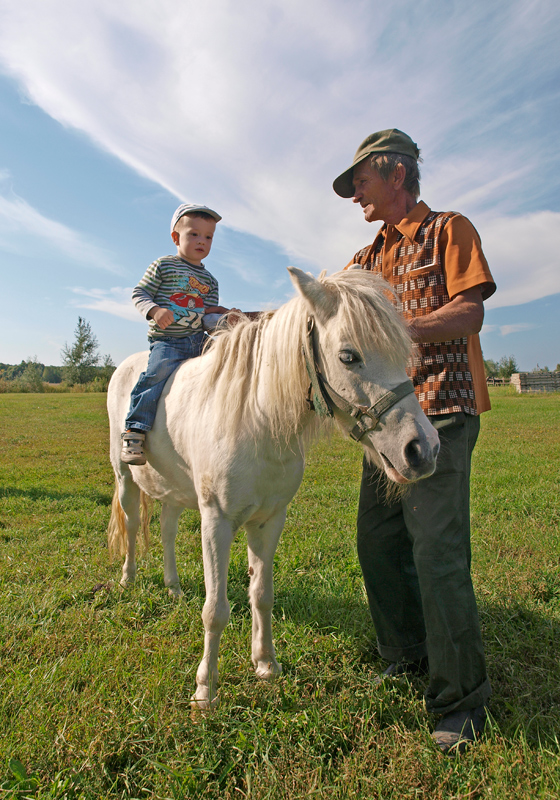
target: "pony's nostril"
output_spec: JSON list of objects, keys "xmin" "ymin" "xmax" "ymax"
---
[{"xmin": 404, "ymin": 439, "xmax": 423, "ymax": 468}]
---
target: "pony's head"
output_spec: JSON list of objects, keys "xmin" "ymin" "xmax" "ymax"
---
[
  {"xmin": 288, "ymin": 266, "xmax": 411, "ymax": 366},
  {"xmin": 288, "ymin": 267, "xmax": 439, "ymax": 484}
]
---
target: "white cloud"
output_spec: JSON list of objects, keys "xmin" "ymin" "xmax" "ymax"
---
[
  {"xmin": 483, "ymin": 322, "xmax": 539, "ymax": 336},
  {"xmin": 0, "ymin": 182, "xmax": 125, "ymax": 274},
  {"xmin": 68, "ymin": 286, "xmax": 141, "ymax": 322},
  {"xmin": 479, "ymin": 211, "xmax": 560, "ymax": 309},
  {"xmin": 0, "ymin": 0, "xmax": 558, "ymax": 295}
]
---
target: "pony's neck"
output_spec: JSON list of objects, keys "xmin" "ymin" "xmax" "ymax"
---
[{"xmin": 253, "ymin": 300, "xmax": 315, "ymax": 442}]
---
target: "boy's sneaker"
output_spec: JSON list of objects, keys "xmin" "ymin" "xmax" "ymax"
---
[{"xmin": 120, "ymin": 430, "xmax": 146, "ymax": 465}]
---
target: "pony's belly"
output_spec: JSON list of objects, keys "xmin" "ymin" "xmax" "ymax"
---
[{"xmin": 133, "ymin": 467, "xmax": 199, "ymax": 509}]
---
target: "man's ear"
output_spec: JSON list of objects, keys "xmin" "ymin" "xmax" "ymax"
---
[{"xmin": 392, "ymin": 163, "xmax": 406, "ymax": 192}]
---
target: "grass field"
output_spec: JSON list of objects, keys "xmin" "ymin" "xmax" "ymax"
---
[{"xmin": 1, "ymin": 389, "xmax": 559, "ymax": 799}]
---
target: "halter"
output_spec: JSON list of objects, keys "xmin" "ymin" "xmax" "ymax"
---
[{"xmin": 302, "ymin": 315, "xmax": 415, "ymax": 442}]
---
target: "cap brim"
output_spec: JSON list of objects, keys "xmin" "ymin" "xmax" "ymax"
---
[
  {"xmin": 333, "ymin": 167, "xmax": 354, "ymax": 198},
  {"xmin": 332, "ymin": 152, "xmax": 369, "ymax": 198}
]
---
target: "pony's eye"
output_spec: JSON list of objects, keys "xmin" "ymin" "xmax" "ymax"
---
[{"xmin": 339, "ymin": 350, "xmax": 361, "ymax": 365}]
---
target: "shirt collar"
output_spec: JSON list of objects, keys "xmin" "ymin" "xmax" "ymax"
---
[{"xmin": 386, "ymin": 200, "xmax": 432, "ymax": 244}]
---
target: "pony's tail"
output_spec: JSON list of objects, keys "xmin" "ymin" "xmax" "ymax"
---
[{"xmin": 107, "ymin": 480, "xmax": 152, "ymax": 559}]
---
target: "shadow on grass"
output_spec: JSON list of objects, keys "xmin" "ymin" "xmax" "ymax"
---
[
  {"xmin": 112, "ymin": 547, "xmax": 560, "ymax": 747},
  {"xmin": 480, "ymin": 598, "xmax": 560, "ymax": 745},
  {"xmin": 0, "ymin": 484, "xmax": 112, "ymax": 506}
]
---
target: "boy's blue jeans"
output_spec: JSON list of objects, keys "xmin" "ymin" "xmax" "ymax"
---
[{"xmin": 124, "ymin": 333, "xmax": 205, "ymax": 432}]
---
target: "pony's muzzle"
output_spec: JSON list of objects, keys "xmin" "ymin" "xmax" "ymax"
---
[{"xmin": 405, "ymin": 437, "xmax": 440, "ymax": 470}]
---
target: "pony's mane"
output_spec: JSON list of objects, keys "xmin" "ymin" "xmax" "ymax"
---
[
  {"xmin": 198, "ymin": 269, "xmax": 411, "ymax": 443},
  {"xmin": 320, "ymin": 269, "xmax": 411, "ymax": 364}
]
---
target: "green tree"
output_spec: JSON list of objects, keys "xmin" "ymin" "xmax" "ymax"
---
[
  {"xmin": 61, "ymin": 317, "xmax": 102, "ymax": 384},
  {"xmin": 42, "ymin": 365, "xmax": 63, "ymax": 384},
  {"xmin": 483, "ymin": 358, "xmax": 498, "ymax": 378},
  {"xmin": 497, "ymin": 355, "xmax": 519, "ymax": 379},
  {"xmin": 19, "ymin": 358, "xmax": 45, "ymax": 393},
  {"xmin": 100, "ymin": 353, "xmax": 116, "ymax": 381},
  {"xmin": 4, "ymin": 361, "xmax": 28, "ymax": 380}
]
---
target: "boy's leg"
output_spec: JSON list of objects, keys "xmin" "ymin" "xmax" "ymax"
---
[
  {"xmin": 124, "ymin": 334, "xmax": 205, "ymax": 433},
  {"xmin": 122, "ymin": 334, "xmax": 204, "ymax": 464},
  {"xmin": 125, "ymin": 340, "xmax": 181, "ymax": 434}
]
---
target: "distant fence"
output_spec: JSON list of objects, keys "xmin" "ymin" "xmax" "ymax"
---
[{"xmin": 509, "ymin": 372, "xmax": 560, "ymax": 393}]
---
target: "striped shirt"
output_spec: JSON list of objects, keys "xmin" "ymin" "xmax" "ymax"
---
[{"xmin": 132, "ymin": 255, "xmax": 219, "ymax": 340}]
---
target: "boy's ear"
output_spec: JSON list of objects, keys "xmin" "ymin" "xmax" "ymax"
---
[{"xmin": 171, "ymin": 230, "xmax": 179, "ymax": 245}]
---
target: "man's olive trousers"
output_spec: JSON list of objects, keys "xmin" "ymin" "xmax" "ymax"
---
[{"xmin": 357, "ymin": 412, "xmax": 491, "ymax": 715}]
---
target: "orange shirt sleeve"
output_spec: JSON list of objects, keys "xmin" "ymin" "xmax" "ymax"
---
[
  {"xmin": 439, "ymin": 214, "xmax": 496, "ymax": 413},
  {"xmin": 440, "ymin": 215, "xmax": 496, "ymax": 301}
]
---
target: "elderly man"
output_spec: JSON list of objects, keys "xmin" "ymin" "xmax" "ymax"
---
[{"xmin": 333, "ymin": 129, "xmax": 496, "ymax": 755}]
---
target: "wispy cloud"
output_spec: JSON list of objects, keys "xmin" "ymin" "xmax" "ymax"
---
[
  {"xmin": 480, "ymin": 211, "xmax": 560, "ymax": 309},
  {"xmin": 483, "ymin": 322, "xmax": 539, "ymax": 336},
  {"xmin": 68, "ymin": 286, "xmax": 141, "ymax": 321},
  {"xmin": 0, "ymin": 0, "xmax": 558, "ymax": 299},
  {"xmin": 0, "ymin": 179, "xmax": 125, "ymax": 274}
]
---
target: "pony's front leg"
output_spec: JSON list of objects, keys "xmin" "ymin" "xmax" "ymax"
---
[
  {"xmin": 192, "ymin": 510, "xmax": 235, "ymax": 711},
  {"xmin": 160, "ymin": 502, "xmax": 183, "ymax": 598},
  {"xmin": 245, "ymin": 508, "xmax": 286, "ymax": 680}
]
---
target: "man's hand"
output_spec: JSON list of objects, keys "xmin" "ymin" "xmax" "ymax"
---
[
  {"xmin": 205, "ymin": 305, "xmax": 244, "ymax": 326},
  {"xmin": 205, "ymin": 305, "xmax": 231, "ymax": 315},
  {"xmin": 408, "ymin": 286, "xmax": 484, "ymax": 344},
  {"xmin": 148, "ymin": 307, "xmax": 175, "ymax": 330}
]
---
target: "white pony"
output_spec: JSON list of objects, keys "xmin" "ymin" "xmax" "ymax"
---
[{"xmin": 107, "ymin": 267, "xmax": 439, "ymax": 709}]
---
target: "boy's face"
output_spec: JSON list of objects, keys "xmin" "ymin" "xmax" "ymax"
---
[{"xmin": 171, "ymin": 215, "xmax": 216, "ymax": 265}]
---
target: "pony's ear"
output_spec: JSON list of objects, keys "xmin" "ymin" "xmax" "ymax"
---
[{"xmin": 287, "ymin": 266, "xmax": 337, "ymax": 320}]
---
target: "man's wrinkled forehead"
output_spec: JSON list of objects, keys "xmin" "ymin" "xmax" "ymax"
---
[{"xmin": 352, "ymin": 158, "xmax": 374, "ymax": 186}]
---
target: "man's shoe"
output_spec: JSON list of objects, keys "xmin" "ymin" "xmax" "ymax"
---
[
  {"xmin": 431, "ymin": 705, "xmax": 487, "ymax": 755},
  {"xmin": 373, "ymin": 656, "xmax": 429, "ymax": 687},
  {"xmin": 121, "ymin": 430, "xmax": 146, "ymax": 465}
]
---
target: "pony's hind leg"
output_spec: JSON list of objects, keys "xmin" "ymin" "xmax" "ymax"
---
[
  {"xmin": 245, "ymin": 508, "xmax": 286, "ymax": 680},
  {"xmin": 160, "ymin": 502, "xmax": 183, "ymax": 598},
  {"xmin": 192, "ymin": 510, "xmax": 236, "ymax": 711},
  {"xmin": 117, "ymin": 472, "xmax": 141, "ymax": 587}
]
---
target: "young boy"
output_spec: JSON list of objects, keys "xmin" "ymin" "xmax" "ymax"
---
[{"xmin": 121, "ymin": 203, "xmax": 231, "ymax": 465}]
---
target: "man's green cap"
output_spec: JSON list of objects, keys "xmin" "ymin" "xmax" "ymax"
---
[{"xmin": 333, "ymin": 128, "xmax": 420, "ymax": 198}]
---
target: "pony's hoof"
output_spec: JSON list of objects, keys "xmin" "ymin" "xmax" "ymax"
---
[
  {"xmin": 190, "ymin": 694, "xmax": 220, "ymax": 714},
  {"xmin": 255, "ymin": 661, "xmax": 282, "ymax": 681},
  {"xmin": 167, "ymin": 585, "xmax": 184, "ymax": 599}
]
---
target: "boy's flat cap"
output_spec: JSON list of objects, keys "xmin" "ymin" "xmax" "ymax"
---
[
  {"xmin": 333, "ymin": 129, "xmax": 420, "ymax": 198},
  {"xmin": 170, "ymin": 203, "xmax": 222, "ymax": 233}
]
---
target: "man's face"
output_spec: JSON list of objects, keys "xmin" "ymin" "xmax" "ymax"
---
[
  {"xmin": 351, "ymin": 159, "xmax": 395, "ymax": 223},
  {"xmin": 172, "ymin": 216, "xmax": 216, "ymax": 265}
]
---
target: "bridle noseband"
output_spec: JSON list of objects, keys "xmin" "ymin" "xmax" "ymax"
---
[{"xmin": 302, "ymin": 315, "xmax": 415, "ymax": 442}]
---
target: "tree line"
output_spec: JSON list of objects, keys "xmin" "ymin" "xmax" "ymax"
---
[
  {"xmin": 0, "ymin": 318, "xmax": 115, "ymax": 393},
  {"xmin": 483, "ymin": 355, "xmax": 560, "ymax": 379},
  {"xmin": 1, "ymin": 318, "xmax": 558, "ymax": 393}
]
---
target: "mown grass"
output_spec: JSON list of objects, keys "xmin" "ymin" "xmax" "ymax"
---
[{"xmin": 0, "ymin": 389, "xmax": 559, "ymax": 799}]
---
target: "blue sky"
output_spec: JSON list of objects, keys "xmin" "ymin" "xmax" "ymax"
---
[{"xmin": 0, "ymin": 0, "xmax": 559, "ymax": 371}]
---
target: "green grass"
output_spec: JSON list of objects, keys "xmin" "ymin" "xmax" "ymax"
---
[{"xmin": 1, "ymin": 389, "xmax": 559, "ymax": 798}]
